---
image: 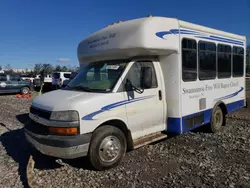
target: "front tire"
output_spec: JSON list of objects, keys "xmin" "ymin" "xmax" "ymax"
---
[
  {"xmin": 88, "ymin": 125, "xmax": 127, "ymax": 171},
  {"xmin": 21, "ymin": 87, "xmax": 30, "ymax": 95},
  {"xmin": 209, "ymin": 106, "xmax": 224, "ymax": 133}
]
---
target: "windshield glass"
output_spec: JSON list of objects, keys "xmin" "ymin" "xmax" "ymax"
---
[{"xmin": 65, "ymin": 60, "xmax": 128, "ymax": 92}]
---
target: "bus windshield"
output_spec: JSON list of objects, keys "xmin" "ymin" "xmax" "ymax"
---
[{"xmin": 65, "ymin": 60, "xmax": 129, "ymax": 92}]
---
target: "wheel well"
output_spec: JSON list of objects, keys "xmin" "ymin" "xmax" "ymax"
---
[
  {"xmin": 217, "ymin": 102, "xmax": 228, "ymax": 126},
  {"xmin": 218, "ymin": 102, "xmax": 228, "ymax": 115},
  {"xmin": 22, "ymin": 86, "xmax": 30, "ymax": 89},
  {"xmin": 98, "ymin": 119, "xmax": 134, "ymax": 150}
]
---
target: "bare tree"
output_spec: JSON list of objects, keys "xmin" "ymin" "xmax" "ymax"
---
[
  {"xmin": 5, "ymin": 64, "xmax": 11, "ymax": 70},
  {"xmin": 34, "ymin": 64, "xmax": 43, "ymax": 74}
]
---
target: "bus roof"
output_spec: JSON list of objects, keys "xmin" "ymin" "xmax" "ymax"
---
[{"xmin": 77, "ymin": 16, "xmax": 246, "ymax": 63}]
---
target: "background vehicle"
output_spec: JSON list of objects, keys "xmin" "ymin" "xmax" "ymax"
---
[
  {"xmin": 25, "ymin": 16, "xmax": 246, "ymax": 170},
  {"xmin": 0, "ymin": 73, "xmax": 31, "ymax": 94},
  {"xmin": 33, "ymin": 74, "xmax": 52, "ymax": 90},
  {"xmin": 52, "ymin": 72, "xmax": 71, "ymax": 88},
  {"xmin": 62, "ymin": 71, "xmax": 79, "ymax": 86},
  {"xmin": 20, "ymin": 74, "xmax": 35, "ymax": 83}
]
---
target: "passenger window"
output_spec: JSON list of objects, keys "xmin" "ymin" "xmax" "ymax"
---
[
  {"xmin": 198, "ymin": 41, "xmax": 216, "ymax": 80},
  {"xmin": 218, "ymin": 44, "xmax": 232, "ymax": 78},
  {"xmin": 10, "ymin": 75, "xmax": 20, "ymax": 81},
  {"xmin": 233, "ymin": 46, "xmax": 244, "ymax": 77},
  {"xmin": 125, "ymin": 61, "xmax": 157, "ymax": 89},
  {"xmin": 182, "ymin": 39, "xmax": 197, "ymax": 82},
  {"xmin": 0, "ymin": 74, "xmax": 7, "ymax": 81},
  {"xmin": 64, "ymin": 73, "xmax": 71, "ymax": 79}
]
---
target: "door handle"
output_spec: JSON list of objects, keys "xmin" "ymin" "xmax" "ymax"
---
[{"xmin": 158, "ymin": 90, "xmax": 162, "ymax": 101}]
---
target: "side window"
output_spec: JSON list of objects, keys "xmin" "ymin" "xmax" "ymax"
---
[
  {"xmin": 10, "ymin": 75, "xmax": 20, "ymax": 81},
  {"xmin": 0, "ymin": 74, "xmax": 7, "ymax": 81},
  {"xmin": 64, "ymin": 73, "xmax": 71, "ymax": 79},
  {"xmin": 182, "ymin": 39, "xmax": 197, "ymax": 82},
  {"xmin": 125, "ymin": 61, "xmax": 157, "ymax": 89},
  {"xmin": 217, "ymin": 44, "xmax": 232, "ymax": 78},
  {"xmin": 233, "ymin": 46, "xmax": 244, "ymax": 77},
  {"xmin": 199, "ymin": 41, "xmax": 216, "ymax": 80}
]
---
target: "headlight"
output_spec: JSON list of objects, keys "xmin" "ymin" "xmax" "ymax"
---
[{"xmin": 50, "ymin": 111, "xmax": 79, "ymax": 121}]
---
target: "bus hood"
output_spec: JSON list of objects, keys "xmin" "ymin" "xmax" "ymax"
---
[{"xmin": 32, "ymin": 89, "xmax": 102, "ymax": 111}]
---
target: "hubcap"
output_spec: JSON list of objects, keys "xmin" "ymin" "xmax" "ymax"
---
[
  {"xmin": 214, "ymin": 109, "xmax": 223, "ymax": 129},
  {"xmin": 23, "ymin": 88, "xmax": 28, "ymax": 94},
  {"xmin": 99, "ymin": 136, "xmax": 121, "ymax": 163}
]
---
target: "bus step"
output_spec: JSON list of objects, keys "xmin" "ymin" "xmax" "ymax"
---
[{"xmin": 133, "ymin": 132, "xmax": 168, "ymax": 149}]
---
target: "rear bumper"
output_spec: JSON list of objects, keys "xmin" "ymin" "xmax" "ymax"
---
[{"xmin": 24, "ymin": 125, "xmax": 92, "ymax": 159}]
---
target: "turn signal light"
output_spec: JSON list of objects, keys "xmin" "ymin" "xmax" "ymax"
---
[{"xmin": 49, "ymin": 127, "xmax": 78, "ymax": 135}]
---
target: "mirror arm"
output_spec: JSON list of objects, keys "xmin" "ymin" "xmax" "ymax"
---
[
  {"xmin": 125, "ymin": 79, "xmax": 144, "ymax": 94},
  {"xmin": 132, "ymin": 85, "xmax": 144, "ymax": 94}
]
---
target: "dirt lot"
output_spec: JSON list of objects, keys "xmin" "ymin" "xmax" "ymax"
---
[{"xmin": 0, "ymin": 83, "xmax": 250, "ymax": 188}]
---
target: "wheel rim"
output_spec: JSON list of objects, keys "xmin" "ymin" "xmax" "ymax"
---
[
  {"xmin": 213, "ymin": 108, "xmax": 223, "ymax": 129},
  {"xmin": 99, "ymin": 135, "xmax": 121, "ymax": 163},
  {"xmin": 23, "ymin": 88, "xmax": 28, "ymax": 94}
]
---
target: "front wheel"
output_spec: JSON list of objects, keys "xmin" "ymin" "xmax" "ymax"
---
[
  {"xmin": 209, "ymin": 106, "xmax": 224, "ymax": 133},
  {"xmin": 21, "ymin": 87, "xmax": 30, "ymax": 95},
  {"xmin": 88, "ymin": 125, "xmax": 127, "ymax": 171}
]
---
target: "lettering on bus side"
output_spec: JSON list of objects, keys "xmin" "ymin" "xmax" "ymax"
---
[{"xmin": 183, "ymin": 81, "xmax": 240, "ymax": 99}]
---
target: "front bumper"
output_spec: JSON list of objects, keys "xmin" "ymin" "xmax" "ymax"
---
[{"xmin": 24, "ymin": 121, "xmax": 92, "ymax": 159}]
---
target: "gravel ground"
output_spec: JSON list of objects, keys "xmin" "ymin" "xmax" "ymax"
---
[{"xmin": 0, "ymin": 86, "xmax": 250, "ymax": 188}]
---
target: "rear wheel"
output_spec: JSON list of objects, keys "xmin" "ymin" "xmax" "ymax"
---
[
  {"xmin": 21, "ymin": 87, "xmax": 30, "ymax": 95},
  {"xmin": 209, "ymin": 106, "xmax": 224, "ymax": 133},
  {"xmin": 88, "ymin": 125, "xmax": 127, "ymax": 171}
]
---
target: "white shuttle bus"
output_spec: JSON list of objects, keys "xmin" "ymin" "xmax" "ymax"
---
[{"xmin": 24, "ymin": 16, "xmax": 247, "ymax": 170}]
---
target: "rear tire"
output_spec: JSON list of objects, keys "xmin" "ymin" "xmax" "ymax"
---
[
  {"xmin": 21, "ymin": 87, "xmax": 30, "ymax": 95},
  {"xmin": 88, "ymin": 125, "xmax": 127, "ymax": 171},
  {"xmin": 209, "ymin": 106, "xmax": 224, "ymax": 133}
]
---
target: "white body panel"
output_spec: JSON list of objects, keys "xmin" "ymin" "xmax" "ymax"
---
[
  {"xmin": 52, "ymin": 72, "xmax": 71, "ymax": 86},
  {"xmin": 44, "ymin": 74, "xmax": 52, "ymax": 83}
]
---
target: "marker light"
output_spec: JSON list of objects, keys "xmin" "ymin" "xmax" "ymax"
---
[{"xmin": 49, "ymin": 127, "xmax": 78, "ymax": 135}]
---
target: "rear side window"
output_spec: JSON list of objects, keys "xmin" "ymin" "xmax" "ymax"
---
[
  {"xmin": 198, "ymin": 41, "xmax": 216, "ymax": 80},
  {"xmin": 217, "ymin": 44, "xmax": 232, "ymax": 78},
  {"xmin": 53, "ymin": 73, "xmax": 60, "ymax": 79},
  {"xmin": 233, "ymin": 47, "xmax": 244, "ymax": 77},
  {"xmin": 0, "ymin": 74, "xmax": 7, "ymax": 81},
  {"xmin": 64, "ymin": 73, "xmax": 71, "ymax": 79},
  {"xmin": 182, "ymin": 39, "xmax": 197, "ymax": 82}
]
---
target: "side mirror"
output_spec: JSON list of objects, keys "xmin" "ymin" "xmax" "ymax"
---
[
  {"xmin": 141, "ymin": 67, "xmax": 152, "ymax": 89},
  {"xmin": 125, "ymin": 79, "xmax": 133, "ymax": 91}
]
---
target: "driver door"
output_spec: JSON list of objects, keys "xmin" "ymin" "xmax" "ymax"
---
[
  {"xmin": 121, "ymin": 60, "xmax": 165, "ymax": 138},
  {"xmin": 8, "ymin": 75, "xmax": 22, "ymax": 92}
]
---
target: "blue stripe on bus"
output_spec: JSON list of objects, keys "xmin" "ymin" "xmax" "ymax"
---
[
  {"xmin": 167, "ymin": 99, "xmax": 245, "ymax": 134},
  {"xmin": 214, "ymin": 87, "xmax": 244, "ymax": 101},
  {"xmin": 82, "ymin": 95, "xmax": 155, "ymax": 120},
  {"xmin": 155, "ymin": 29, "xmax": 244, "ymax": 46}
]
